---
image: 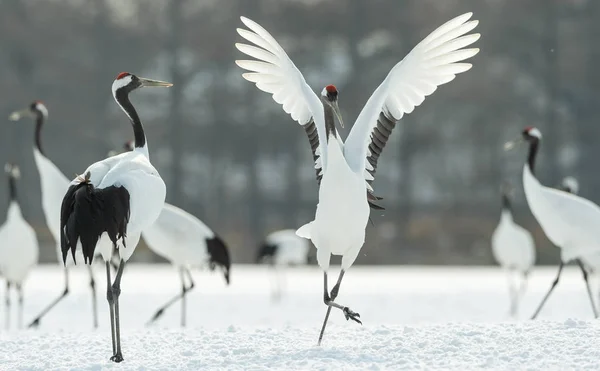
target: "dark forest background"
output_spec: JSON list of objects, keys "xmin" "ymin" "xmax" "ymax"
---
[{"xmin": 0, "ymin": 0, "xmax": 596, "ymax": 265}]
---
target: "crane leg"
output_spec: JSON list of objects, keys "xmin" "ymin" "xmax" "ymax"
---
[
  {"xmin": 271, "ymin": 264, "xmax": 283, "ymax": 302},
  {"xmin": 105, "ymin": 261, "xmax": 116, "ymax": 357},
  {"xmin": 17, "ymin": 284, "xmax": 23, "ymax": 329},
  {"xmin": 28, "ymin": 267, "xmax": 70, "ymax": 328},
  {"xmin": 317, "ymin": 270, "xmax": 361, "ymax": 346},
  {"xmin": 5, "ymin": 281, "xmax": 10, "ymax": 330},
  {"xmin": 146, "ymin": 267, "xmax": 195, "ymax": 326},
  {"xmin": 577, "ymin": 260, "xmax": 598, "ymax": 318},
  {"xmin": 531, "ymin": 262, "xmax": 564, "ymax": 319},
  {"xmin": 87, "ymin": 265, "xmax": 98, "ymax": 329},
  {"xmin": 513, "ymin": 272, "xmax": 530, "ymax": 318},
  {"xmin": 109, "ymin": 259, "xmax": 125, "ymax": 363},
  {"xmin": 507, "ymin": 270, "xmax": 517, "ymax": 318}
]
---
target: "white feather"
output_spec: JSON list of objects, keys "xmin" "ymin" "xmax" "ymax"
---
[
  {"xmin": 0, "ymin": 203, "xmax": 38, "ymax": 284},
  {"xmin": 491, "ymin": 210, "xmax": 535, "ymax": 272},
  {"xmin": 73, "ymin": 149, "xmax": 166, "ymax": 262},
  {"xmin": 344, "ymin": 13, "xmax": 479, "ymax": 176},
  {"xmin": 235, "ymin": 16, "xmax": 328, "ymax": 173},
  {"xmin": 141, "ymin": 203, "xmax": 217, "ymax": 267},
  {"xmin": 264, "ymin": 229, "xmax": 311, "ymax": 266},
  {"xmin": 524, "ymin": 165, "xmax": 600, "ymax": 262}
]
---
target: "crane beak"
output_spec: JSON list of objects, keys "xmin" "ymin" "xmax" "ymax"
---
[
  {"xmin": 139, "ymin": 77, "xmax": 173, "ymax": 88},
  {"xmin": 330, "ymin": 100, "xmax": 344, "ymax": 128},
  {"xmin": 8, "ymin": 109, "xmax": 34, "ymax": 121},
  {"xmin": 503, "ymin": 137, "xmax": 523, "ymax": 151}
]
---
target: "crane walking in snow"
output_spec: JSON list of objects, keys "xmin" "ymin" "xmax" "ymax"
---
[
  {"xmin": 236, "ymin": 12, "xmax": 479, "ymax": 344},
  {"xmin": 60, "ymin": 72, "xmax": 170, "ymax": 362},
  {"xmin": 9, "ymin": 101, "xmax": 106, "ymax": 329},
  {"xmin": 491, "ymin": 182, "xmax": 535, "ymax": 318},
  {"xmin": 257, "ymin": 229, "xmax": 312, "ymax": 301},
  {"xmin": 505, "ymin": 127, "xmax": 600, "ymax": 319},
  {"xmin": 0, "ymin": 163, "xmax": 39, "ymax": 329}
]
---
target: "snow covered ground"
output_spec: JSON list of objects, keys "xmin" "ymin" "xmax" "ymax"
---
[{"xmin": 2, "ymin": 264, "xmax": 600, "ymax": 370}]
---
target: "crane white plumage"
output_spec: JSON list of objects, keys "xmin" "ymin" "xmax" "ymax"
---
[
  {"xmin": 9, "ymin": 100, "xmax": 108, "ymax": 329},
  {"xmin": 236, "ymin": 13, "xmax": 480, "ymax": 344},
  {"xmin": 505, "ymin": 127, "xmax": 600, "ymax": 319},
  {"xmin": 490, "ymin": 182, "xmax": 535, "ymax": 318},
  {"xmin": 257, "ymin": 229, "xmax": 312, "ymax": 300},
  {"xmin": 0, "ymin": 163, "xmax": 39, "ymax": 329},
  {"xmin": 60, "ymin": 72, "xmax": 170, "ymax": 362}
]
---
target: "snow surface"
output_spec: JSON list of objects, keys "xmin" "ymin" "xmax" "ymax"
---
[{"xmin": 2, "ymin": 264, "xmax": 600, "ymax": 370}]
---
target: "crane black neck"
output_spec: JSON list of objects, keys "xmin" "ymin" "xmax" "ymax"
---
[
  {"xmin": 115, "ymin": 89, "xmax": 146, "ymax": 150},
  {"xmin": 7, "ymin": 174, "xmax": 16, "ymax": 202},
  {"xmin": 35, "ymin": 114, "xmax": 45, "ymax": 156},
  {"xmin": 501, "ymin": 193, "xmax": 511, "ymax": 212},
  {"xmin": 527, "ymin": 138, "xmax": 539, "ymax": 174},
  {"xmin": 322, "ymin": 100, "xmax": 337, "ymax": 142}
]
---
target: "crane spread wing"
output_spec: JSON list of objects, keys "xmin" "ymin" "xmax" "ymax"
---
[
  {"xmin": 344, "ymin": 12, "xmax": 480, "ymax": 185},
  {"xmin": 235, "ymin": 16, "xmax": 328, "ymax": 184}
]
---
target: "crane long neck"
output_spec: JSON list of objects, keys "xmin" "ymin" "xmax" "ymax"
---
[
  {"xmin": 527, "ymin": 139, "xmax": 539, "ymax": 174},
  {"xmin": 501, "ymin": 193, "xmax": 511, "ymax": 212},
  {"xmin": 115, "ymin": 89, "xmax": 146, "ymax": 151},
  {"xmin": 7, "ymin": 175, "xmax": 16, "ymax": 202},
  {"xmin": 35, "ymin": 114, "xmax": 45, "ymax": 156},
  {"xmin": 323, "ymin": 102, "xmax": 337, "ymax": 142}
]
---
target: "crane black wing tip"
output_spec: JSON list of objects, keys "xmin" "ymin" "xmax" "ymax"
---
[{"xmin": 368, "ymin": 201, "xmax": 385, "ymax": 211}]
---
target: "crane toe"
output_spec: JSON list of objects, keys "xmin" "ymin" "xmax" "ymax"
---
[{"xmin": 343, "ymin": 307, "xmax": 361, "ymax": 325}]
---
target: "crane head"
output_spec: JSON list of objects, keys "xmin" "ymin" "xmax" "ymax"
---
[
  {"xmin": 9, "ymin": 100, "xmax": 48, "ymax": 121},
  {"xmin": 320, "ymin": 85, "xmax": 344, "ymax": 128},
  {"xmin": 522, "ymin": 126, "xmax": 542, "ymax": 140},
  {"xmin": 111, "ymin": 72, "xmax": 173, "ymax": 98},
  {"xmin": 504, "ymin": 126, "xmax": 542, "ymax": 151}
]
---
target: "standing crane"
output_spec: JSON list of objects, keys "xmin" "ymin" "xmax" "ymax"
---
[
  {"xmin": 236, "ymin": 13, "xmax": 479, "ymax": 344},
  {"xmin": 505, "ymin": 127, "xmax": 600, "ymax": 319},
  {"xmin": 60, "ymin": 72, "xmax": 170, "ymax": 362},
  {"xmin": 119, "ymin": 141, "xmax": 232, "ymax": 327},
  {"xmin": 490, "ymin": 182, "xmax": 535, "ymax": 318},
  {"xmin": 0, "ymin": 163, "xmax": 39, "ymax": 329},
  {"xmin": 257, "ymin": 229, "xmax": 312, "ymax": 300},
  {"xmin": 9, "ymin": 101, "xmax": 106, "ymax": 328}
]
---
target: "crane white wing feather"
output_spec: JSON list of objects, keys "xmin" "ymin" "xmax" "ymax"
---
[
  {"xmin": 235, "ymin": 16, "xmax": 329, "ymax": 180},
  {"xmin": 344, "ymin": 12, "xmax": 480, "ymax": 178}
]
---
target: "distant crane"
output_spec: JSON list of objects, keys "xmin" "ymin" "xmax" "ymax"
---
[
  {"xmin": 119, "ymin": 141, "xmax": 232, "ymax": 327},
  {"xmin": 0, "ymin": 163, "xmax": 39, "ymax": 329},
  {"xmin": 505, "ymin": 127, "xmax": 600, "ymax": 319},
  {"xmin": 257, "ymin": 229, "xmax": 312, "ymax": 300},
  {"xmin": 490, "ymin": 182, "xmax": 535, "ymax": 318},
  {"xmin": 9, "ymin": 101, "xmax": 106, "ymax": 328},
  {"xmin": 236, "ymin": 13, "xmax": 479, "ymax": 344},
  {"xmin": 60, "ymin": 72, "xmax": 170, "ymax": 362}
]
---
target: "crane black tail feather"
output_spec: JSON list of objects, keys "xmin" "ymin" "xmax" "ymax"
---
[
  {"xmin": 60, "ymin": 174, "xmax": 130, "ymax": 265},
  {"xmin": 207, "ymin": 235, "xmax": 231, "ymax": 284}
]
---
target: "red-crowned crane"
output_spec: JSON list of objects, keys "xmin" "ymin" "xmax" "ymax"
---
[
  {"xmin": 236, "ymin": 13, "xmax": 479, "ymax": 344},
  {"xmin": 506, "ymin": 127, "xmax": 600, "ymax": 319},
  {"xmin": 9, "ymin": 101, "xmax": 107, "ymax": 329},
  {"xmin": 60, "ymin": 72, "xmax": 170, "ymax": 362},
  {"xmin": 491, "ymin": 183, "xmax": 535, "ymax": 318}
]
